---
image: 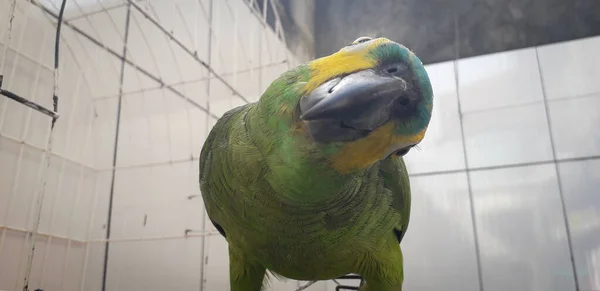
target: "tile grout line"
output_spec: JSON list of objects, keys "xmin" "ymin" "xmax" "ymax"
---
[
  {"xmin": 535, "ymin": 47, "xmax": 580, "ymax": 291},
  {"xmin": 452, "ymin": 10, "xmax": 486, "ymax": 291},
  {"xmin": 409, "ymin": 155, "xmax": 600, "ymax": 177}
]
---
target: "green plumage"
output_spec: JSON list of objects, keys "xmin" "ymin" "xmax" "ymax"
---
[{"xmin": 200, "ymin": 38, "xmax": 432, "ymax": 291}]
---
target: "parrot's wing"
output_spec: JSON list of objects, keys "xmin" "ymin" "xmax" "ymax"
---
[
  {"xmin": 379, "ymin": 156, "xmax": 411, "ymax": 243},
  {"xmin": 199, "ymin": 104, "xmax": 250, "ymax": 240},
  {"xmin": 199, "ymin": 105, "xmax": 247, "ymax": 182}
]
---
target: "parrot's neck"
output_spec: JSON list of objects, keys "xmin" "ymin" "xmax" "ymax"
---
[{"xmin": 246, "ymin": 105, "xmax": 371, "ymax": 204}]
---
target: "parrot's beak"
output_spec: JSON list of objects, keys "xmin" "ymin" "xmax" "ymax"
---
[
  {"xmin": 299, "ymin": 64, "xmax": 421, "ymax": 143},
  {"xmin": 300, "ymin": 69, "xmax": 406, "ymax": 123}
]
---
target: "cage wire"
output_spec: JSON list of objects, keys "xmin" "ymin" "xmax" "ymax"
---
[{"xmin": 0, "ymin": 0, "xmax": 363, "ymax": 290}]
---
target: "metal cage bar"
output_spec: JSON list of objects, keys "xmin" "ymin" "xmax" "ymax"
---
[
  {"xmin": 126, "ymin": 0, "xmax": 250, "ymax": 104},
  {"xmin": 28, "ymin": 0, "xmax": 218, "ymax": 119}
]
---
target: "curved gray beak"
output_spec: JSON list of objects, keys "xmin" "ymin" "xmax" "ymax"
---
[{"xmin": 299, "ymin": 69, "xmax": 407, "ymax": 131}]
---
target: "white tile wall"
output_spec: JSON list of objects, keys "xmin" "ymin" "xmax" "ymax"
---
[
  {"xmin": 92, "ymin": 97, "xmax": 119, "ymax": 169},
  {"xmin": 171, "ymin": 78, "xmax": 210, "ymax": 107},
  {"xmin": 84, "ymin": 171, "xmax": 111, "ymax": 242},
  {"xmin": 116, "ymin": 89, "xmax": 178, "ymax": 167},
  {"xmin": 40, "ymin": 0, "xmax": 125, "ymax": 19},
  {"xmin": 81, "ymin": 243, "xmax": 106, "ymax": 291},
  {"xmin": 69, "ymin": 5, "xmax": 126, "ymax": 56},
  {"xmin": 458, "ymin": 48, "xmax": 544, "ymax": 113},
  {"xmin": 62, "ymin": 26, "xmax": 123, "ymax": 99},
  {"xmin": 538, "ymin": 36, "xmax": 600, "ymax": 100},
  {"xmin": 0, "ymin": 230, "xmax": 28, "ymax": 290},
  {"xmin": 0, "ymin": 48, "xmax": 54, "ymax": 142},
  {"xmin": 0, "ymin": 138, "xmax": 45, "ymax": 230},
  {"xmin": 204, "ymin": 235, "xmax": 230, "ymax": 290},
  {"xmin": 27, "ymin": 239, "xmax": 87, "ymax": 291},
  {"xmin": 470, "ymin": 164, "xmax": 576, "ymax": 291},
  {"xmin": 404, "ymin": 34, "xmax": 600, "ymax": 291},
  {"xmin": 269, "ymin": 278, "xmax": 304, "ymax": 291},
  {"xmin": 558, "ymin": 160, "xmax": 600, "ymax": 291},
  {"xmin": 125, "ymin": 10, "xmax": 200, "ymax": 87},
  {"xmin": 0, "ymin": 0, "xmax": 11, "ymax": 42},
  {"xmin": 231, "ymin": 69, "xmax": 263, "ymax": 101},
  {"xmin": 547, "ymin": 94, "xmax": 600, "ymax": 160},
  {"xmin": 110, "ymin": 163, "xmax": 203, "ymax": 239},
  {"xmin": 210, "ymin": 0, "xmax": 249, "ymax": 74},
  {"xmin": 37, "ymin": 157, "xmax": 96, "ymax": 240},
  {"xmin": 1, "ymin": 0, "xmax": 296, "ymax": 290},
  {"xmin": 105, "ymin": 238, "xmax": 204, "ymax": 290},
  {"xmin": 462, "ymin": 103, "xmax": 554, "ymax": 168},
  {"xmin": 3, "ymin": 1, "xmax": 55, "ymax": 72},
  {"xmin": 301, "ymin": 280, "xmax": 329, "ymax": 291},
  {"xmin": 402, "ymin": 173, "xmax": 480, "ymax": 291}
]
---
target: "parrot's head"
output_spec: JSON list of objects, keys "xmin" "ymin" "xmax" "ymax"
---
[{"xmin": 261, "ymin": 36, "xmax": 433, "ymax": 173}]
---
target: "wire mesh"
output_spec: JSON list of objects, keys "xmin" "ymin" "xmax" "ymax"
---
[
  {"xmin": 0, "ymin": 0, "xmax": 301, "ymax": 290},
  {"xmin": 2, "ymin": 0, "xmax": 599, "ymax": 290}
]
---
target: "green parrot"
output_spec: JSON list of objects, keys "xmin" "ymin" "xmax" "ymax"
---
[{"xmin": 199, "ymin": 36, "xmax": 433, "ymax": 291}]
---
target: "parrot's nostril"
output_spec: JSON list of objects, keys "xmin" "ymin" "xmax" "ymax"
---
[
  {"xmin": 352, "ymin": 36, "xmax": 373, "ymax": 45},
  {"xmin": 326, "ymin": 77, "xmax": 342, "ymax": 94}
]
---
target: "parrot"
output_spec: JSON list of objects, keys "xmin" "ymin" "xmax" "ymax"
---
[{"xmin": 199, "ymin": 36, "xmax": 433, "ymax": 291}]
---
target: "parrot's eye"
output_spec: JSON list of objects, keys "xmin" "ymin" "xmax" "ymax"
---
[
  {"xmin": 351, "ymin": 36, "xmax": 373, "ymax": 45},
  {"xmin": 395, "ymin": 148, "xmax": 410, "ymax": 157},
  {"xmin": 394, "ymin": 145, "xmax": 416, "ymax": 157}
]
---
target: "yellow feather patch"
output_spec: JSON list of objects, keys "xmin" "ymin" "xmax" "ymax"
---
[
  {"xmin": 330, "ymin": 122, "xmax": 426, "ymax": 174},
  {"xmin": 303, "ymin": 38, "xmax": 392, "ymax": 94}
]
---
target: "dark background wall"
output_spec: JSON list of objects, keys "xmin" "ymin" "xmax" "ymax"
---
[{"xmin": 270, "ymin": 0, "xmax": 600, "ymax": 64}]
